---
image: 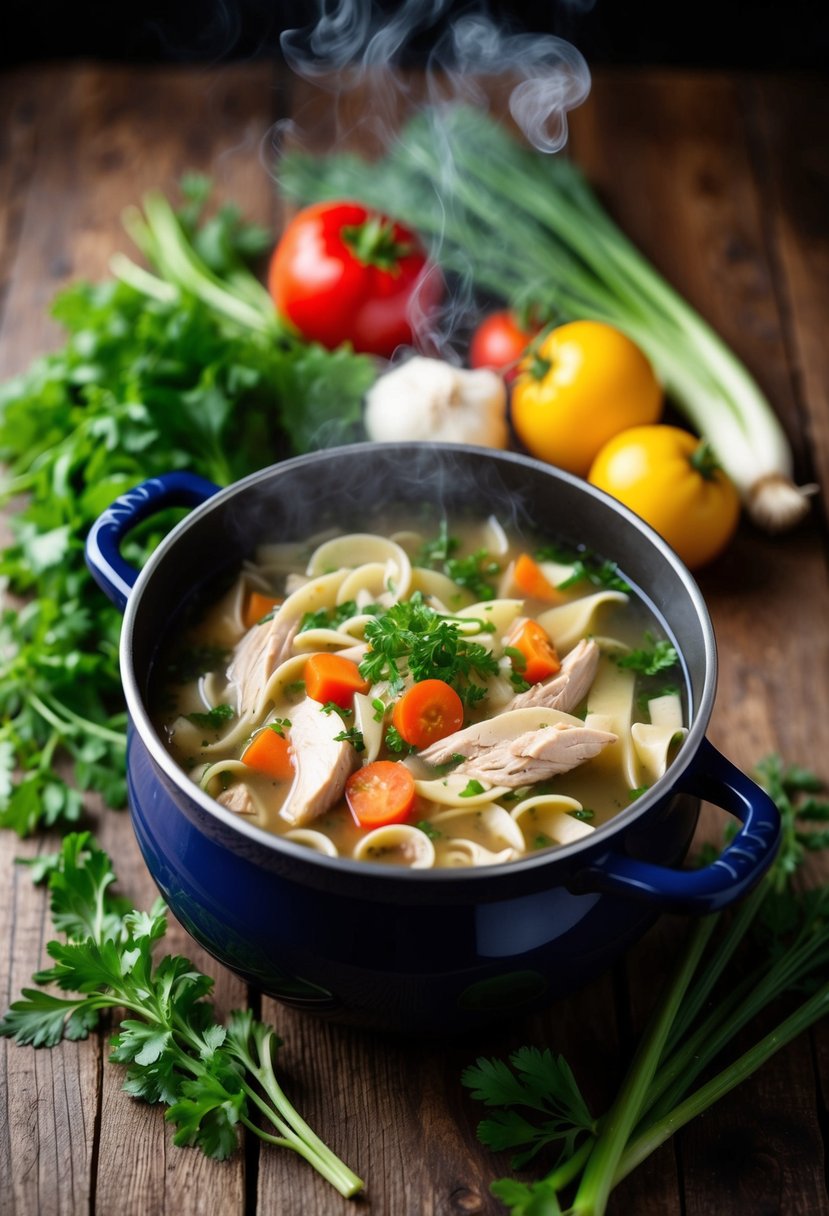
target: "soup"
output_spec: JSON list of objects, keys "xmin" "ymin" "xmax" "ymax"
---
[{"xmin": 154, "ymin": 514, "xmax": 687, "ymax": 868}]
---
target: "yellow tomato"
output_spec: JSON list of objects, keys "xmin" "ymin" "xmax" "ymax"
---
[
  {"xmin": 588, "ymin": 425, "xmax": 741, "ymax": 569},
  {"xmin": 510, "ymin": 320, "xmax": 663, "ymax": 476}
]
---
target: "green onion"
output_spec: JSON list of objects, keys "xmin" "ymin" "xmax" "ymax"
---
[{"xmin": 279, "ymin": 104, "xmax": 815, "ymax": 533}]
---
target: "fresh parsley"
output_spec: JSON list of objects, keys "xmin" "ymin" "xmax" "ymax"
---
[
  {"xmin": 359, "ymin": 592, "xmax": 499, "ymax": 705},
  {"xmin": 185, "ymin": 703, "xmax": 234, "ymax": 729},
  {"xmin": 0, "ymin": 178, "xmax": 374, "ymax": 836},
  {"xmin": 0, "ymin": 833, "xmax": 363, "ymax": 1197},
  {"xmin": 417, "ymin": 522, "xmax": 501, "ymax": 601},
  {"xmin": 617, "ymin": 634, "xmax": 679, "ymax": 676}
]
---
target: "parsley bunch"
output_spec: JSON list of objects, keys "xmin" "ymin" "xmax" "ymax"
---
[
  {"xmin": 462, "ymin": 758, "xmax": 829, "ymax": 1215},
  {"xmin": 0, "ymin": 833, "xmax": 363, "ymax": 1197},
  {"xmin": 0, "ymin": 178, "xmax": 375, "ymax": 835},
  {"xmin": 359, "ymin": 592, "xmax": 499, "ymax": 705}
]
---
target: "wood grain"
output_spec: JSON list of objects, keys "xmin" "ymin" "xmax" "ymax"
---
[{"xmin": 0, "ymin": 60, "xmax": 827, "ymax": 1216}]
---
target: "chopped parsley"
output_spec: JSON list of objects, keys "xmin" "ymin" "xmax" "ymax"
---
[
  {"xmin": 333, "ymin": 726, "xmax": 365, "ymax": 752},
  {"xmin": 617, "ymin": 634, "xmax": 679, "ymax": 677},
  {"xmin": 416, "ymin": 522, "xmax": 501, "ymax": 601},
  {"xmin": 535, "ymin": 542, "xmax": 631, "ymax": 593},
  {"xmin": 459, "ymin": 779, "xmax": 486, "ymax": 797},
  {"xmin": 416, "ymin": 820, "xmax": 443, "ymax": 841},
  {"xmin": 165, "ymin": 644, "xmax": 230, "ymax": 683},
  {"xmin": 185, "ymin": 703, "xmax": 234, "ymax": 729},
  {"xmin": 299, "ymin": 600, "xmax": 379, "ymax": 633},
  {"xmin": 359, "ymin": 592, "xmax": 499, "ymax": 705}
]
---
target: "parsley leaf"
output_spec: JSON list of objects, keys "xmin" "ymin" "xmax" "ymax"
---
[
  {"xmin": 359, "ymin": 593, "xmax": 499, "ymax": 704},
  {"xmin": 0, "ymin": 833, "xmax": 363, "ymax": 1196},
  {"xmin": 617, "ymin": 634, "xmax": 679, "ymax": 676}
]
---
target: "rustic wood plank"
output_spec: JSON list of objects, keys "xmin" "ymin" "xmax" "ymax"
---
[
  {"xmin": 569, "ymin": 68, "xmax": 829, "ymax": 1216},
  {"xmin": 0, "ymin": 59, "xmax": 278, "ymax": 1216}
]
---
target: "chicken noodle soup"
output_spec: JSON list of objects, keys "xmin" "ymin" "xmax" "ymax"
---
[{"xmin": 154, "ymin": 517, "xmax": 688, "ymax": 868}]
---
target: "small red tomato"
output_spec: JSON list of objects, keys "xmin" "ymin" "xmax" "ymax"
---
[
  {"xmin": 468, "ymin": 311, "xmax": 539, "ymax": 381},
  {"xmin": 268, "ymin": 201, "xmax": 442, "ymax": 359}
]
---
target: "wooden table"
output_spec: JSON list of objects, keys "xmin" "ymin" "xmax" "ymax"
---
[{"xmin": 1, "ymin": 60, "xmax": 828, "ymax": 1216}]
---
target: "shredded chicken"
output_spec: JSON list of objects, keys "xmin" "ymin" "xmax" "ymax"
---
[
  {"xmin": 440, "ymin": 722, "xmax": 616, "ymax": 788},
  {"xmin": 279, "ymin": 698, "xmax": 359, "ymax": 827},
  {"xmin": 217, "ymin": 782, "xmax": 256, "ymax": 816},
  {"xmin": 504, "ymin": 638, "xmax": 600, "ymax": 714},
  {"xmin": 228, "ymin": 614, "xmax": 300, "ymax": 713}
]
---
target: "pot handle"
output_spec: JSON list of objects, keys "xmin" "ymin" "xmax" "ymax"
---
[
  {"xmin": 85, "ymin": 472, "xmax": 220, "ymax": 611},
  {"xmin": 572, "ymin": 738, "xmax": 780, "ymax": 913}
]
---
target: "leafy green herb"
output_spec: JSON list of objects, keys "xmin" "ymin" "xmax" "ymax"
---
[
  {"xmin": 333, "ymin": 726, "xmax": 365, "ymax": 753},
  {"xmin": 0, "ymin": 180, "xmax": 375, "ymax": 837},
  {"xmin": 416, "ymin": 820, "xmax": 442, "ymax": 841},
  {"xmin": 359, "ymin": 592, "xmax": 498, "ymax": 704},
  {"xmin": 460, "ymin": 779, "xmax": 486, "ymax": 797},
  {"xmin": 268, "ymin": 718, "xmax": 291, "ymax": 738},
  {"xmin": 0, "ymin": 833, "xmax": 363, "ymax": 1196},
  {"xmin": 384, "ymin": 725, "xmax": 416, "ymax": 755},
  {"xmin": 462, "ymin": 1048, "xmax": 595, "ymax": 1170},
  {"xmin": 462, "ymin": 759, "xmax": 829, "ymax": 1215},
  {"xmin": 416, "ymin": 522, "xmax": 501, "ymax": 601},
  {"xmin": 185, "ymin": 704, "xmax": 234, "ymax": 729},
  {"xmin": 617, "ymin": 634, "xmax": 679, "ymax": 677},
  {"xmin": 298, "ymin": 600, "xmax": 367, "ymax": 633}
]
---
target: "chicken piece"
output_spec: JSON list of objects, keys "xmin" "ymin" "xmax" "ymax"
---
[
  {"xmin": 504, "ymin": 638, "xmax": 600, "ymax": 714},
  {"xmin": 420, "ymin": 702, "xmax": 616, "ymax": 789},
  {"xmin": 229, "ymin": 614, "xmax": 300, "ymax": 714},
  {"xmin": 217, "ymin": 782, "xmax": 257, "ymax": 816},
  {"xmin": 442, "ymin": 722, "xmax": 616, "ymax": 788},
  {"xmin": 279, "ymin": 698, "xmax": 359, "ymax": 827}
]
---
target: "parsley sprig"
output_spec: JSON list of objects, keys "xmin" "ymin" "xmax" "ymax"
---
[
  {"xmin": 0, "ymin": 178, "xmax": 374, "ymax": 836},
  {"xmin": 416, "ymin": 522, "xmax": 502, "ymax": 601},
  {"xmin": 0, "ymin": 833, "xmax": 363, "ymax": 1197},
  {"xmin": 359, "ymin": 592, "xmax": 499, "ymax": 705}
]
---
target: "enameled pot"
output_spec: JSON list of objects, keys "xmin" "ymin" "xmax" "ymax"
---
[{"xmin": 85, "ymin": 443, "xmax": 780, "ymax": 1034}]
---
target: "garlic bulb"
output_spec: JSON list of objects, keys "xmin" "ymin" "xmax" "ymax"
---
[{"xmin": 363, "ymin": 356, "xmax": 508, "ymax": 447}]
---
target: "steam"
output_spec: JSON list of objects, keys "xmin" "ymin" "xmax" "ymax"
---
[
  {"xmin": 271, "ymin": 0, "xmax": 591, "ymax": 372},
  {"xmin": 278, "ymin": 0, "xmax": 590, "ymax": 152}
]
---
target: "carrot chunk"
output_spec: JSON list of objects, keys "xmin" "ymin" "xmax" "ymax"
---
[
  {"xmin": 508, "ymin": 619, "xmax": 561, "ymax": 684},
  {"xmin": 345, "ymin": 761, "xmax": 416, "ymax": 829},
  {"xmin": 304, "ymin": 652, "xmax": 370, "ymax": 708},
  {"xmin": 392, "ymin": 678, "xmax": 464, "ymax": 749},
  {"xmin": 243, "ymin": 591, "xmax": 280, "ymax": 629},
  {"xmin": 241, "ymin": 723, "xmax": 293, "ymax": 781},
  {"xmin": 512, "ymin": 552, "xmax": 563, "ymax": 602}
]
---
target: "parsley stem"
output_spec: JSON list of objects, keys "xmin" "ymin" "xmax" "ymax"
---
[{"xmin": 27, "ymin": 692, "xmax": 127, "ymax": 748}]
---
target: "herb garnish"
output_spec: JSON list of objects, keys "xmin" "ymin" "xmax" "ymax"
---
[
  {"xmin": 0, "ymin": 833, "xmax": 363, "ymax": 1197},
  {"xmin": 417, "ymin": 522, "xmax": 501, "ymax": 601},
  {"xmin": 359, "ymin": 592, "xmax": 499, "ymax": 705},
  {"xmin": 617, "ymin": 634, "xmax": 679, "ymax": 676},
  {"xmin": 185, "ymin": 703, "xmax": 234, "ymax": 729}
]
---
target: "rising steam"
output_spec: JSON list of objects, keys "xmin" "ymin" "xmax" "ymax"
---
[{"xmin": 271, "ymin": 0, "xmax": 591, "ymax": 365}]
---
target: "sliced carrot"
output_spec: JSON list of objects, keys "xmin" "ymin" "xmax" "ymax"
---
[
  {"xmin": 241, "ymin": 723, "xmax": 293, "ymax": 781},
  {"xmin": 345, "ymin": 760, "xmax": 416, "ymax": 829},
  {"xmin": 304, "ymin": 652, "xmax": 370, "ymax": 708},
  {"xmin": 508, "ymin": 619, "xmax": 561, "ymax": 684},
  {"xmin": 512, "ymin": 552, "xmax": 563, "ymax": 603},
  {"xmin": 243, "ymin": 590, "xmax": 281, "ymax": 629},
  {"xmin": 392, "ymin": 678, "xmax": 464, "ymax": 749}
]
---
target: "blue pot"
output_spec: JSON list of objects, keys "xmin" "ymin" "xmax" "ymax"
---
[{"xmin": 85, "ymin": 443, "xmax": 780, "ymax": 1033}]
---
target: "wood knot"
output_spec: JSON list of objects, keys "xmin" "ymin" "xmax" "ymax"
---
[{"xmin": 449, "ymin": 1185, "xmax": 484, "ymax": 1213}]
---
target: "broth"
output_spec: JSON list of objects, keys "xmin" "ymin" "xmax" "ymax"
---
[{"xmin": 153, "ymin": 513, "xmax": 687, "ymax": 868}]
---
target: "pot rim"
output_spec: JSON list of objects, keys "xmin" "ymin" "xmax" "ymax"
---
[{"xmin": 119, "ymin": 441, "xmax": 717, "ymax": 885}]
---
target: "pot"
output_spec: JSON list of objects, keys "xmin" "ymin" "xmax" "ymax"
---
[{"xmin": 85, "ymin": 442, "xmax": 780, "ymax": 1034}]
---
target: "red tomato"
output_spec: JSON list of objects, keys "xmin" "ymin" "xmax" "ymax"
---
[
  {"xmin": 468, "ymin": 311, "xmax": 539, "ymax": 381},
  {"xmin": 268, "ymin": 201, "xmax": 442, "ymax": 358}
]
